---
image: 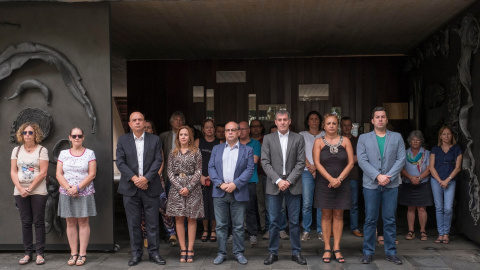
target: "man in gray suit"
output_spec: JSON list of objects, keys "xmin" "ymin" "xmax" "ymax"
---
[
  {"xmin": 357, "ymin": 107, "xmax": 406, "ymax": 265},
  {"xmin": 159, "ymin": 111, "xmax": 185, "ymax": 187},
  {"xmin": 261, "ymin": 110, "xmax": 307, "ymax": 265}
]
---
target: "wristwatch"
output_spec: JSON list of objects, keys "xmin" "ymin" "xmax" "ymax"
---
[{"xmin": 216, "ymin": 183, "xmax": 223, "ymax": 189}]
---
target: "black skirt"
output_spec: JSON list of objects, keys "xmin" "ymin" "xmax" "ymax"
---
[{"xmin": 398, "ymin": 181, "xmax": 434, "ymax": 206}]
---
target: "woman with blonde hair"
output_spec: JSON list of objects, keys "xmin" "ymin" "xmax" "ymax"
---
[
  {"xmin": 166, "ymin": 126, "xmax": 203, "ymax": 262},
  {"xmin": 430, "ymin": 126, "xmax": 462, "ymax": 244},
  {"xmin": 11, "ymin": 122, "xmax": 49, "ymax": 265}
]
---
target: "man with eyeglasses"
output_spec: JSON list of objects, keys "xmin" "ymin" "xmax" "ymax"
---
[
  {"xmin": 239, "ymin": 121, "xmax": 261, "ymax": 245},
  {"xmin": 209, "ymin": 121, "xmax": 254, "ymax": 265},
  {"xmin": 261, "ymin": 110, "xmax": 307, "ymax": 265}
]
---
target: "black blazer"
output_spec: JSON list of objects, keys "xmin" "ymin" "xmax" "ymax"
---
[{"xmin": 116, "ymin": 132, "xmax": 163, "ymax": 197}]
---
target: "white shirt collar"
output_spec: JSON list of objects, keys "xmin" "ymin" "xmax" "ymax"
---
[
  {"xmin": 278, "ymin": 130, "xmax": 289, "ymax": 138},
  {"xmin": 225, "ymin": 140, "xmax": 240, "ymax": 149},
  {"xmin": 133, "ymin": 132, "xmax": 145, "ymax": 140}
]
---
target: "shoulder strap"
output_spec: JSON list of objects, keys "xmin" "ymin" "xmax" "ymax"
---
[
  {"xmin": 38, "ymin": 146, "xmax": 44, "ymax": 158},
  {"xmin": 16, "ymin": 146, "xmax": 21, "ymax": 158}
]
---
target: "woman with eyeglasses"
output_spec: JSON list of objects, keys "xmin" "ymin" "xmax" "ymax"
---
[
  {"xmin": 429, "ymin": 126, "xmax": 462, "ymax": 244},
  {"xmin": 56, "ymin": 127, "xmax": 97, "ymax": 266},
  {"xmin": 11, "ymin": 122, "xmax": 49, "ymax": 265},
  {"xmin": 399, "ymin": 130, "xmax": 432, "ymax": 241}
]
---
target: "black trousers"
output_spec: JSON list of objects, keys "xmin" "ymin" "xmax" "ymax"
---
[
  {"xmin": 15, "ymin": 195, "xmax": 48, "ymax": 256},
  {"xmin": 123, "ymin": 189, "xmax": 160, "ymax": 257},
  {"xmin": 246, "ymin": 182, "xmax": 258, "ymax": 236}
]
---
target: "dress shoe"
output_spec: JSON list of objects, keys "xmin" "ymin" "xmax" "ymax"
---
[
  {"xmin": 149, "ymin": 255, "xmax": 166, "ymax": 265},
  {"xmin": 262, "ymin": 231, "xmax": 270, "ymax": 239},
  {"xmin": 386, "ymin": 255, "xmax": 402, "ymax": 265},
  {"xmin": 263, "ymin": 253, "xmax": 278, "ymax": 265},
  {"xmin": 128, "ymin": 256, "xmax": 142, "ymax": 266},
  {"xmin": 292, "ymin": 253, "xmax": 307, "ymax": 265},
  {"xmin": 352, "ymin": 229, "xmax": 364, "ymax": 237},
  {"xmin": 234, "ymin": 254, "xmax": 248, "ymax": 265},
  {"xmin": 361, "ymin": 255, "xmax": 373, "ymax": 264},
  {"xmin": 213, "ymin": 255, "xmax": 226, "ymax": 265}
]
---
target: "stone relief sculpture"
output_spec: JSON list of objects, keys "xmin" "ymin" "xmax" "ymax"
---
[
  {"xmin": 453, "ymin": 13, "xmax": 480, "ymax": 225},
  {"xmin": 404, "ymin": 28, "xmax": 450, "ymax": 72},
  {"xmin": 0, "ymin": 42, "xmax": 96, "ymax": 133},
  {"xmin": 45, "ymin": 176, "xmax": 62, "ymax": 237},
  {"xmin": 5, "ymin": 79, "xmax": 51, "ymax": 105},
  {"xmin": 10, "ymin": 108, "xmax": 53, "ymax": 143}
]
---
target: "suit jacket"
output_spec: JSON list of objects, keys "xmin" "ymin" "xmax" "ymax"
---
[
  {"xmin": 261, "ymin": 131, "xmax": 305, "ymax": 195},
  {"xmin": 357, "ymin": 130, "xmax": 406, "ymax": 189},
  {"xmin": 116, "ymin": 132, "xmax": 163, "ymax": 197},
  {"xmin": 159, "ymin": 130, "xmax": 174, "ymax": 183},
  {"xmin": 208, "ymin": 142, "xmax": 254, "ymax": 202}
]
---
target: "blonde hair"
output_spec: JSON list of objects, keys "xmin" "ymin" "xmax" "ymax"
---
[
  {"xmin": 16, "ymin": 122, "xmax": 44, "ymax": 144},
  {"xmin": 172, "ymin": 126, "xmax": 198, "ymax": 155},
  {"xmin": 437, "ymin": 126, "xmax": 456, "ymax": 146},
  {"xmin": 322, "ymin": 113, "xmax": 339, "ymax": 130}
]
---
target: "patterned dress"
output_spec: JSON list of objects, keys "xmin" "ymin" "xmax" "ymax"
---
[{"xmin": 166, "ymin": 149, "xmax": 204, "ymax": 218}]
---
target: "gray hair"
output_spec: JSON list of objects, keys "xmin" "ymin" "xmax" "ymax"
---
[
  {"xmin": 407, "ymin": 130, "xmax": 425, "ymax": 146},
  {"xmin": 170, "ymin": 111, "xmax": 185, "ymax": 124},
  {"xmin": 275, "ymin": 109, "xmax": 291, "ymax": 120}
]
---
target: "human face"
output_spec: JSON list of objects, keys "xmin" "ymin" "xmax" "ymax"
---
[
  {"xmin": 203, "ymin": 121, "xmax": 215, "ymax": 137},
  {"xmin": 275, "ymin": 113, "xmax": 291, "ymax": 134},
  {"xmin": 129, "ymin": 112, "xmax": 145, "ymax": 134},
  {"xmin": 324, "ymin": 116, "xmax": 339, "ymax": 135},
  {"xmin": 239, "ymin": 122, "xmax": 250, "ymax": 140},
  {"xmin": 171, "ymin": 116, "xmax": 184, "ymax": 131},
  {"xmin": 341, "ymin": 119, "xmax": 352, "ymax": 135},
  {"xmin": 178, "ymin": 128, "xmax": 190, "ymax": 146},
  {"xmin": 410, "ymin": 137, "xmax": 421, "ymax": 150},
  {"xmin": 308, "ymin": 114, "xmax": 320, "ymax": 130},
  {"xmin": 23, "ymin": 126, "xmax": 35, "ymax": 144},
  {"xmin": 70, "ymin": 128, "xmax": 85, "ymax": 147},
  {"xmin": 215, "ymin": 126, "xmax": 225, "ymax": 140},
  {"xmin": 270, "ymin": 127, "xmax": 278, "ymax": 133},
  {"xmin": 441, "ymin": 128, "xmax": 453, "ymax": 145},
  {"xmin": 224, "ymin": 122, "xmax": 239, "ymax": 143},
  {"xmin": 144, "ymin": 122, "xmax": 153, "ymax": 134},
  {"xmin": 371, "ymin": 111, "xmax": 388, "ymax": 131},
  {"xmin": 250, "ymin": 120, "xmax": 263, "ymax": 137}
]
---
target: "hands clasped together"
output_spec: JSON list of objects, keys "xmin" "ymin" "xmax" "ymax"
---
[
  {"xmin": 220, "ymin": 182, "xmax": 237, "ymax": 193},
  {"xmin": 377, "ymin": 174, "xmax": 391, "ymax": 186},
  {"xmin": 328, "ymin": 178, "xmax": 343, "ymax": 189},
  {"xmin": 66, "ymin": 185, "xmax": 80, "ymax": 197},
  {"xmin": 133, "ymin": 176, "xmax": 149, "ymax": 190}
]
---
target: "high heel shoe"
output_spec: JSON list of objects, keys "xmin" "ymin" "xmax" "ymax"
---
[
  {"xmin": 179, "ymin": 250, "xmax": 187, "ymax": 263},
  {"xmin": 187, "ymin": 250, "xmax": 194, "ymax": 263},
  {"xmin": 333, "ymin": 250, "xmax": 345, "ymax": 263}
]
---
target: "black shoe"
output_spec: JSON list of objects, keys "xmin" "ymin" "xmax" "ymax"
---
[
  {"xmin": 386, "ymin": 255, "xmax": 402, "ymax": 265},
  {"xmin": 128, "ymin": 256, "xmax": 142, "ymax": 266},
  {"xmin": 361, "ymin": 255, "xmax": 373, "ymax": 264},
  {"xmin": 149, "ymin": 255, "xmax": 166, "ymax": 265},
  {"xmin": 263, "ymin": 253, "xmax": 278, "ymax": 265},
  {"xmin": 292, "ymin": 253, "xmax": 307, "ymax": 265}
]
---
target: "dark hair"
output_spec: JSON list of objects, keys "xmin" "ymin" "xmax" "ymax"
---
[
  {"xmin": 340, "ymin": 116, "xmax": 352, "ymax": 123},
  {"xmin": 144, "ymin": 120, "xmax": 157, "ymax": 134},
  {"xmin": 250, "ymin": 119, "xmax": 265, "ymax": 136},
  {"xmin": 371, "ymin": 107, "xmax": 387, "ymax": 119},
  {"xmin": 70, "ymin": 127, "xmax": 85, "ymax": 135},
  {"xmin": 269, "ymin": 124, "xmax": 277, "ymax": 133},
  {"xmin": 216, "ymin": 123, "xmax": 225, "ymax": 129},
  {"xmin": 304, "ymin": 111, "xmax": 322, "ymax": 130}
]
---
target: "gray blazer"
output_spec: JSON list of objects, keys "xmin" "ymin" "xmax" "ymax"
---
[
  {"xmin": 357, "ymin": 130, "xmax": 406, "ymax": 189},
  {"xmin": 159, "ymin": 130, "xmax": 174, "ymax": 184},
  {"xmin": 261, "ymin": 131, "xmax": 305, "ymax": 195}
]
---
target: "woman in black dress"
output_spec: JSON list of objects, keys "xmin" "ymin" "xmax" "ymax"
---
[
  {"xmin": 313, "ymin": 114, "xmax": 354, "ymax": 263},
  {"xmin": 194, "ymin": 119, "xmax": 220, "ymax": 242}
]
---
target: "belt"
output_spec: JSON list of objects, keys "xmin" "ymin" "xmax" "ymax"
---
[{"xmin": 175, "ymin": 173, "xmax": 193, "ymax": 177}]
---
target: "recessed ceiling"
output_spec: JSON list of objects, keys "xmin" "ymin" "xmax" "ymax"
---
[{"xmin": 109, "ymin": 0, "xmax": 476, "ymax": 96}]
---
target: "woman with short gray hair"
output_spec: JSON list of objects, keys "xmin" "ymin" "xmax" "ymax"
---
[{"xmin": 399, "ymin": 130, "xmax": 433, "ymax": 241}]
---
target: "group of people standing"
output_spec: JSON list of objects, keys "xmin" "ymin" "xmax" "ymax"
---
[{"xmin": 11, "ymin": 106, "xmax": 462, "ymax": 267}]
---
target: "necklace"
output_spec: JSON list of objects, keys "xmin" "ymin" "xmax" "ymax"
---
[
  {"xmin": 322, "ymin": 136, "xmax": 343, "ymax": 154},
  {"xmin": 24, "ymin": 145, "xmax": 36, "ymax": 152}
]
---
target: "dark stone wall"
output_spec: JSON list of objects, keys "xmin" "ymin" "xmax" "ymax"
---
[
  {"xmin": 0, "ymin": 3, "xmax": 113, "ymax": 250},
  {"xmin": 406, "ymin": 2, "xmax": 480, "ymax": 244}
]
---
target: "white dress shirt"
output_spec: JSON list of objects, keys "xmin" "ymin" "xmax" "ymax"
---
[
  {"xmin": 222, "ymin": 141, "xmax": 239, "ymax": 183},
  {"xmin": 276, "ymin": 130, "xmax": 289, "ymax": 184},
  {"xmin": 134, "ymin": 132, "xmax": 145, "ymax": 176}
]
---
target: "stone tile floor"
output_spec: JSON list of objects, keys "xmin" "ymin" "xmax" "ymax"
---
[{"xmin": 1, "ymin": 228, "xmax": 479, "ymax": 269}]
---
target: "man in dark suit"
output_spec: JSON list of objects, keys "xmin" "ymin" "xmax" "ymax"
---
[
  {"xmin": 159, "ymin": 111, "xmax": 185, "ymax": 187},
  {"xmin": 116, "ymin": 112, "xmax": 165, "ymax": 266},
  {"xmin": 261, "ymin": 109, "xmax": 307, "ymax": 265},
  {"xmin": 208, "ymin": 121, "xmax": 254, "ymax": 265}
]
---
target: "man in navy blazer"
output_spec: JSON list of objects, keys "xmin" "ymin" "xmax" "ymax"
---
[
  {"xmin": 357, "ymin": 107, "xmax": 406, "ymax": 265},
  {"xmin": 116, "ymin": 112, "xmax": 165, "ymax": 266},
  {"xmin": 208, "ymin": 121, "xmax": 254, "ymax": 265}
]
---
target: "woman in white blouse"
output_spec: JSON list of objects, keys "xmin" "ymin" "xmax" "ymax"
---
[{"xmin": 56, "ymin": 127, "xmax": 97, "ymax": 266}]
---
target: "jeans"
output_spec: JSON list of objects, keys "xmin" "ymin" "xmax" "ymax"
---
[
  {"xmin": 350, "ymin": 180, "xmax": 360, "ymax": 231},
  {"xmin": 431, "ymin": 180, "xmax": 456, "ymax": 235},
  {"xmin": 267, "ymin": 190, "xmax": 301, "ymax": 255},
  {"xmin": 214, "ymin": 193, "xmax": 247, "ymax": 256},
  {"xmin": 246, "ymin": 183, "xmax": 258, "ymax": 236},
  {"xmin": 15, "ymin": 195, "xmax": 48, "ymax": 256},
  {"xmin": 301, "ymin": 170, "xmax": 322, "ymax": 233},
  {"xmin": 363, "ymin": 186, "xmax": 398, "ymax": 256}
]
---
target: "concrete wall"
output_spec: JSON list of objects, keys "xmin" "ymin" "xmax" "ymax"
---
[{"xmin": 0, "ymin": 2, "xmax": 113, "ymax": 250}]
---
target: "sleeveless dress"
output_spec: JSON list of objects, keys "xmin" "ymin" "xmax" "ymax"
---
[
  {"xmin": 199, "ymin": 137, "xmax": 220, "ymax": 220},
  {"xmin": 313, "ymin": 143, "xmax": 351, "ymax": 210}
]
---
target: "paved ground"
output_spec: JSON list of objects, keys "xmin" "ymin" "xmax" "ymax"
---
[{"xmin": 1, "ymin": 227, "xmax": 480, "ymax": 270}]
